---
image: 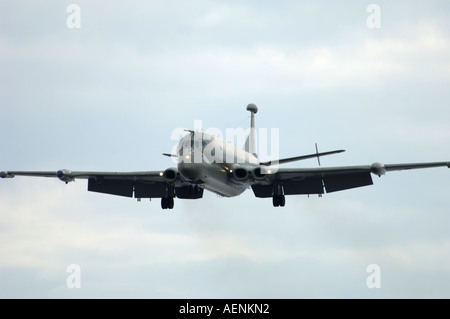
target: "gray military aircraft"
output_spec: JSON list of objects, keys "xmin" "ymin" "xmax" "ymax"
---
[{"xmin": 2, "ymin": 104, "xmax": 449, "ymax": 209}]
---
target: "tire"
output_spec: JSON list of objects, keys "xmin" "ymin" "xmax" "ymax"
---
[
  {"xmin": 272, "ymin": 195, "xmax": 280, "ymax": 207},
  {"xmin": 279, "ymin": 195, "xmax": 285, "ymax": 207}
]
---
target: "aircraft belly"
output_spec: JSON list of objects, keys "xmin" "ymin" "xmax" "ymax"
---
[
  {"xmin": 178, "ymin": 163, "xmax": 245, "ymax": 197},
  {"xmin": 202, "ymin": 165, "xmax": 246, "ymax": 197},
  {"xmin": 203, "ymin": 178, "xmax": 246, "ymax": 197}
]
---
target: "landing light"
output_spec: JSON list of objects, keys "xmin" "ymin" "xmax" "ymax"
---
[
  {"xmin": 185, "ymin": 155, "xmax": 190, "ymax": 160},
  {"xmin": 159, "ymin": 172, "xmax": 164, "ymax": 177},
  {"xmin": 267, "ymin": 169, "xmax": 272, "ymax": 174}
]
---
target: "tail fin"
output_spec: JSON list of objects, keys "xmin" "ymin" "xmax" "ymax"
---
[{"xmin": 244, "ymin": 103, "xmax": 258, "ymax": 157}]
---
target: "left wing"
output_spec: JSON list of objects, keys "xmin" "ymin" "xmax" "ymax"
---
[
  {"xmin": 0, "ymin": 169, "xmax": 203, "ymax": 200},
  {"xmin": 251, "ymin": 161, "xmax": 450, "ymax": 198}
]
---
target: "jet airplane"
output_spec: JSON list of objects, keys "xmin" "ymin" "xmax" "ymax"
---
[{"xmin": 2, "ymin": 104, "xmax": 449, "ymax": 209}]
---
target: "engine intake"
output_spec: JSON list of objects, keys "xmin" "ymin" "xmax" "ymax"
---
[
  {"xmin": 252, "ymin": 166, "xmax": 267, "ymax": 180},
  {"xmin": 231, "ymin": 164, "xmax": 268, "ymax": 182},
  {"xmin": 163, "ymin": 167, "xmax": 178, "ymax": 182},
  {"xmin": 233, "ymin": 167, "xmax": 250, "ymax": 181}
]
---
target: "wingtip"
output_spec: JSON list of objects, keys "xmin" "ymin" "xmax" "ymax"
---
[{"xmin": 1, "ymin": 171, "xmax": 14, "ymax": 178}]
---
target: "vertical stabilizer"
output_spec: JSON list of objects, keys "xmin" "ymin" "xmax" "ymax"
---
[{"xmin": 244, "ymin": 103, "xmax": 258, "ymax": 157}]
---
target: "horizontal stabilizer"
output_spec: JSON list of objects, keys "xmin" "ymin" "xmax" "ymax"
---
[
  {"xmin": 259, "ymin": 149, "xmax": 345, "ymax": 166},
  {"xmin": 162, "ymin": 153, "xmax": 177, "ymax": 157}
]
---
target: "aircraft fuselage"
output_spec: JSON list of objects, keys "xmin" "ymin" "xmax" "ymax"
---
[{"xmin": 176, "ymin": 131, "xmax": 258, "ymax": 197}]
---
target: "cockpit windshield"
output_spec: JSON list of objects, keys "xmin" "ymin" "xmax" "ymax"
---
[{"xmin": 178, "ymin": 132, "xmax": 211, "ymax": 157}]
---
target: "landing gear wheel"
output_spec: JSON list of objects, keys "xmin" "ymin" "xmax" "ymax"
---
[
  {"xmin": 279, "ymin": 195, "xmax": 285, "ymax": 207},
  {"xmin": 161, "ymin": 197, "xmax": 175, "ymax": 209},
  {"xmin": 272, "ymin": 195, "xmax": 285, "ymax": 207},
  {"xmin": 272, "ymin": 195, "xmax": 279, "ymax": 207}
]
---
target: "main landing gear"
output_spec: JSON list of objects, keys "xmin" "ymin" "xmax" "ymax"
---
[
  {"xmin": 272, "ymin": 194, "xmax": 285, "ymax": 207},
  {"xmin": 161, "ymin": 184, "xmax": 175, "ymax": 209},
  {"xmin": 161, "ymin": 196, "xmax": 174, "ymax": 209},
  {"xmin": 272, "ymin": 180, "xmax": 285, "ymax": 207}
]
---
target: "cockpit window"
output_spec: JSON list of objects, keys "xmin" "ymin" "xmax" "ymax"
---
[{"xmin": 179, "ymin": 132, "xmax": 210, "ymax": 157}]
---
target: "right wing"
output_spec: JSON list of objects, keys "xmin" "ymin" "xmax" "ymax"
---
[
  {"xmin": 0, "ymin": 169, "xmax": 203, "ymax": 199},
  {"xmin": 251, "ymin": 161, "xmax": 450, "ymax": 197}
]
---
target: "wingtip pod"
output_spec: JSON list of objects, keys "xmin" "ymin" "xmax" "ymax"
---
[
  {"xmin": 447, "ymin": 162, "xmax": 450, "ymax": 168},
  {"xmin": 56, "ymin": 169, "xmax": 74, "ymax": 183},
  {"xmin": 0, "ymin": 171, "xmax": 14, "ymax": 178},
  {"xmin": 370, "ymin": 162, "xmax": 386, "ymax": 177}
]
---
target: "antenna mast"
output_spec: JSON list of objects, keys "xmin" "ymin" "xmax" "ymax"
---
[{"xmin": 245, "ymin": 103, "xmax": 258, "ymax": 157}]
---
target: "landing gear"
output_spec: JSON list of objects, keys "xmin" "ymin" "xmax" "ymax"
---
[
  {"xmin": 161, "ymin": 196, "xmax": 174, "ymax": 209},
  {"xmin": 272, "ymin": 194, "xmax": 285, "ymax": 207},
  {"xmin": 161, "ymin": 183, "xmax": 175, "ymax": 210},
  {"xmin": 272, "ymin": 180, "xmax": 285, "ymax": 207}
]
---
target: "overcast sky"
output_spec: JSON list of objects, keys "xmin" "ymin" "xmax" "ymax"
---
[{"xmin": 1, "ymin": 0, "xmax": 450, "ymax": 298}]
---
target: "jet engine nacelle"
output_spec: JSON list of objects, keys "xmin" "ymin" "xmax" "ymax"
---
[
  {"xmin": 163, "ymin": 167, "xmax": 178, "ymax": 182},
  {"xmin": 232, "ymin": 166, "xmax": 250, "ymax": 181},
  {"xmin": 231, "ymin": 164, "xmax": 267, "ymax": 182},
  {"xmin": 56, "ymin": 169, "xmax": 74, "ymax": 183},
  {"xmin": 371, "ymin": 162, "xmax": 386, "ymax": 177},
  {"xmin": 252, "ymin": 166, "xmax": 267, "ymax": 180},
  {"xmin": 230, "ymin": 163, "xmax": 253, "ymax": 182}
]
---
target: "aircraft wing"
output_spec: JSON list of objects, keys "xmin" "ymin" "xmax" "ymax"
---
[
  {"xmin": 251, "ymin": 161, "xmax": 450, "ymax": 197},
  {"xmin": 0, "ymin": 169, "xmax": 203, "ymax": 199}
]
